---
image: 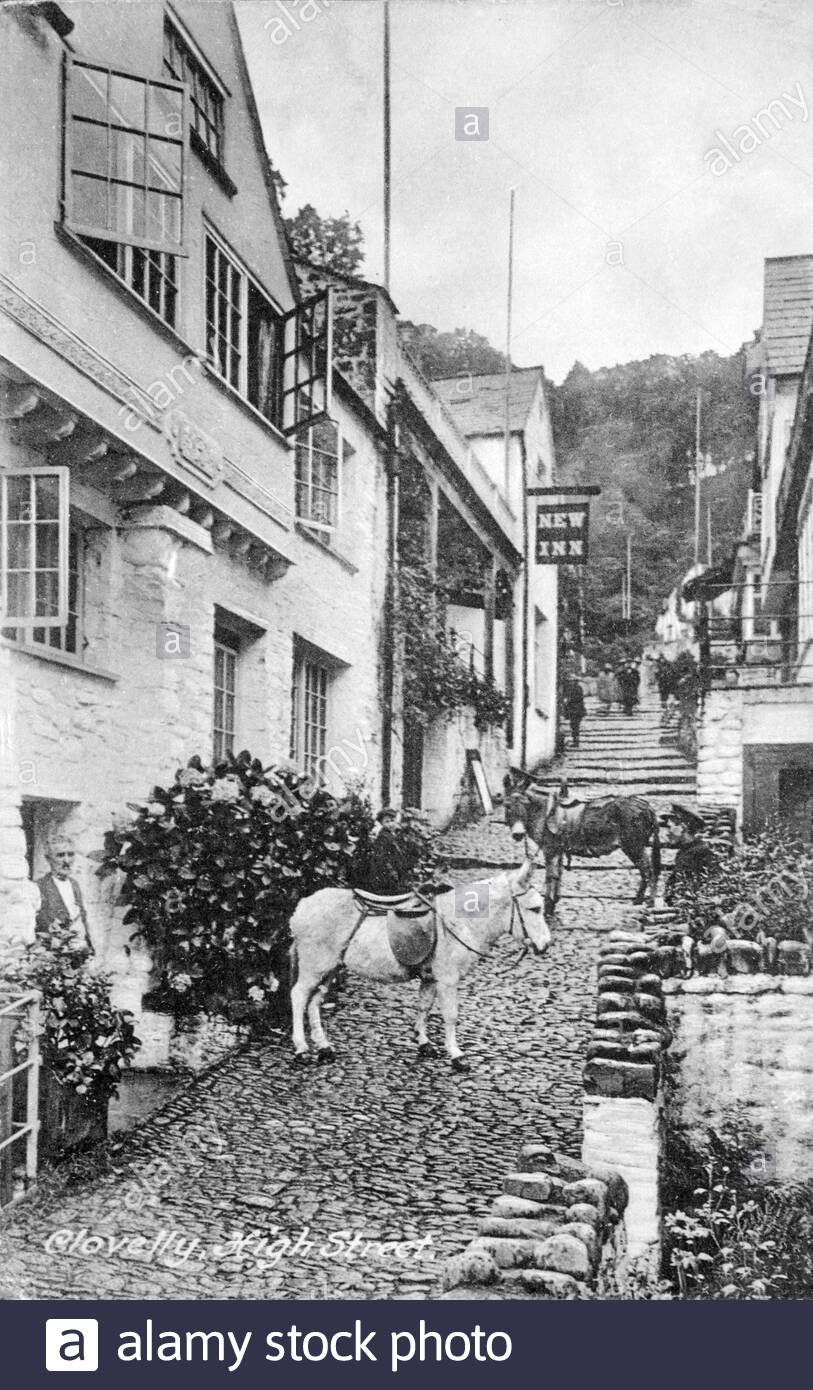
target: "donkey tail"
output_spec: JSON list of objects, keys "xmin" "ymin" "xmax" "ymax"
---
[{"xmin": 288, "ymin": 939, "xmax": 298, "ymax": 989}]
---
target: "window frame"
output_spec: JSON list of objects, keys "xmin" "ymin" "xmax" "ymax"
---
[
  {"xmin": 63, "ymin": 55, "xmax": 189, "ymax": 259},
  {"xmin": 290, "ymin": 651, "xmax": 330, "ymax": 782},
  {"xmin": 295, "ymin": 419, "xmax": 343, "ymax": 535},
  {"xmin": 163, "ymin": 13, "xmax": 227, "ymax": 169},
  {"xmin": 4, "ymin": 517, "xmax": 84, "ymax": 656},
  {"xmin": 204, "ymin": 226, "xmax": 285, "ymax": 423},
  {"xmin": 213, "ymin": 628, "xmax": 239, "ymax": 763},
  {"xmin": 1, "ymin": 468, "xmax": 70, "ymax": 629},
  {"xmin": 280, "ymin": 289, "xmax": 334, "ymax": 436}
]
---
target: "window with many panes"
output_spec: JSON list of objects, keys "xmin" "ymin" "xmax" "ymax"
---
[
  {"xmin": 163, "ymin": 16, "xmax": 225, "ymax": 166},
  {"xmin": 213, "ymin": 630, "xmax": 238, "ymax": 761},
  {"xmin": 205, "ymin": 231, "xmax": 282, "ymax": 423},
  {"xmin": 3, "ymin": 520, "xmax": 83, "ymax": 656},
  {"xmin": 1, "ymin": 470, "xmax": 69, "ymax": 631},
  {"xmin": 290, "ymin": 653, "xmax": 329, "ymax": 781},
  {"xmin": 63, "ymin": 59, "xmax": 186, "ymax": 328},
  {"xmin": 295, "ymin": 419, "xmax": 342, "ymax": 535}
]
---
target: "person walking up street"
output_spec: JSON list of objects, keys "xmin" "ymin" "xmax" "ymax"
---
[
  {"xmin": 563, "ymin": 676, "xmax": 586, "ymax": 748},
  {"xmin": 617, "ymin": 660, "xmax": 639, "ymax": 717},
  {"xmin": 655, "ymin": 655, "xmax": 675, "ymax": 710},
  {"xmin": 596, "ymin": 664, "xmax": 616, "ymax": 716}
]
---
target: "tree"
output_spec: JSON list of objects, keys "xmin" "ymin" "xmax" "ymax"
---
[
  {"xmin": 284, "ymin": 203, "xmax": 365, "ymax": 276},
  {"xmin": 399, "ymin": 322, "xmax": 508, "ymax": 379}
]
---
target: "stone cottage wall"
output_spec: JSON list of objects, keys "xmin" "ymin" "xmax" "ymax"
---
[{"xmin": 0, "ymin": 643, "xmax": 36, "ymax": 944}]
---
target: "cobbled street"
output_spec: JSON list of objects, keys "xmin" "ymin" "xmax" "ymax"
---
[{"xmin": 0, "ymin": 697, "xmax": 689, "ymax": 1300}]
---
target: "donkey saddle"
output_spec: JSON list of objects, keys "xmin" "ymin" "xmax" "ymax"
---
[{"xmin": 352, "ymin": 888, "xmax": 437, "ymax": 968}]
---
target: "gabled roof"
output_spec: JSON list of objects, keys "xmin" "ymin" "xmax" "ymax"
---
[
  {"xmin": 432, "ymin": 366, "xmax": 543, "ymax": 437},
  {"xmin": 763, "ymin": 255, "xmax": 813, "ymax": 376}
]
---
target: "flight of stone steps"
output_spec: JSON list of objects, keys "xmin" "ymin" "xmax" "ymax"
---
[
  {"xmin": 537, "ymin": 693, "xmax": 697, "ymax": 814},
  {"xmin": 442, "ymin": 691, "xmax": 697, "ymax": 878}
]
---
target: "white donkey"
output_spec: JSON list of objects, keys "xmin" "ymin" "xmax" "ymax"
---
[{"xmin": 288, "ymin": 853, "xmax": 550, "ymax": 1071}]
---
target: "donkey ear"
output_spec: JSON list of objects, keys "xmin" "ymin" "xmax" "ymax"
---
[{"xmin": 516, "ymin": 855, "xmax": 533, "ymax": 886}]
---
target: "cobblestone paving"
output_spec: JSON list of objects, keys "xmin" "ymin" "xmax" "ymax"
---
[
  {"xmin": 0, "ymin": 699, "xmax": 677, "ymax": 1300},
  {"xmin": 0, "ymin": 876, "xmax": 632, "ymax": 1301}
]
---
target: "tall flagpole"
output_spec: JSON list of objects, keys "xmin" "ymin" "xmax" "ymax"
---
[
  {"xmin": 503, "ymin": 188, "xmax": 515, "ymax": 497},
  {"xmin": 383, "ymin": 0, "xmax": 392, "ymax": 294},
  {"xmin": 694, "ymin": 387, "xmax": 702, "ymax": 568}
]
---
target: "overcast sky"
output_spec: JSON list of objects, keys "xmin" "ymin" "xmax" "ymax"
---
[{"xmin": 237, "ymin": 0, "xmax": 813, "ymax": 382}]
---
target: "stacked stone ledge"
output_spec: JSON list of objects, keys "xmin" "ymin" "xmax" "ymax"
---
[
  {"xmin": 440, "ymin": 1147, "xmax": 629, "ymax": 1300},
  {"xmin": 642, "ymin": 906, "xmax": 813, "ymax": 980},
  {"xmin": 584, "ymin": 928, "xmax": 672, "ymax": 1102}
]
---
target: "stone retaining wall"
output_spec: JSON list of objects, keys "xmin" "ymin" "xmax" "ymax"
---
[
  {"xmin": 439, "ymin": 1146, "xmax": 629, "ymax": 1300},
  {"xmin": 664, "ymin": 975, "xmax": 813, "ymax": 1184},
  {"xmin": 440, "ymin": 923, "xmax": 673, "ymax": 1297},
  {"xmin": 582, "ymin": 926, "xmax": 670, "ymax": 1274}
]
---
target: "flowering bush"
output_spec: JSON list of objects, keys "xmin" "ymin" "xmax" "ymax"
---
[
  {"xmin": 0, "ymin": 923, "xmax": 140, "ymax": 1103},
  {"xmin": 96, "ymin": 754, "xmax": 443, "ymax": 1021}
]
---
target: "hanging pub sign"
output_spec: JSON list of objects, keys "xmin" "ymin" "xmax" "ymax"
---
[{"xmin": 527, "ymin": 486, "xmax": 601, "ymax": 566}]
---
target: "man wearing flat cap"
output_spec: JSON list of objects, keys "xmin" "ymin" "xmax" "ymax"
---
[{"xmin": 663, "ymin": 803, "xmax": 716, "ymax": 903}]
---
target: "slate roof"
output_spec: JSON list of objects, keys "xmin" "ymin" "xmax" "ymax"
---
[
  {"xmin": 763, "ymin": 256, "xmax": 813, "ymax": 376},
  {"xmin": 432, "ymin": 366, "xmax": 543, "ymax": 437}
]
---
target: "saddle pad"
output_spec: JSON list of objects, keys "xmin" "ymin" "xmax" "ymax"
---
[
  {"xmin": 386, "ymin": 910, "xmax": 437, "ymax": 968},
  {"xmin": 353, "ymin": 888, "xmax": 419, "ymax": 913}
]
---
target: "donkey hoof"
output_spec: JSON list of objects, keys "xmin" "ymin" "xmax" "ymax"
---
[
  {"xmin": 293, "ymin": 1051, "xmax": 312, "ymax": 1066},
  {"xmin": 316, "ymin": 1046, "xmax": 335, "ymax": 1064},
  {"xmin": 417, "ymin": 1042, "xmax": 438, "ymax": 1060},
  {"xmin": 450, "ymin": 1056, "xmax": 471, "ymax": 1073}
]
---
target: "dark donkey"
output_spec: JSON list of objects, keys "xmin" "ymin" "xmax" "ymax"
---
[{"xmin": 504, "ymin": 774, "xmax": 661, "ymax": 918}]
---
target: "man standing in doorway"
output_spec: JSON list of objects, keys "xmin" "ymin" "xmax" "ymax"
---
[{"xmin": 35, "ymin": 834, "xmax": 94, "ymax": 956}]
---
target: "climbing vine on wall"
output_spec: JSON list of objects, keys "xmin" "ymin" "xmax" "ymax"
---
[{"xmin": 396, "ymin": 561, "xmax": 508, "ymax": 731}]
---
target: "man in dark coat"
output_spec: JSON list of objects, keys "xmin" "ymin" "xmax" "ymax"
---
[
  {"xmin": 663, "ymin": 803, "xmax": 716, "ymax": 903},
  {"xmin": 563, "ymin": 676, "xmax": 586, "ymax": 748},
  {"xmin": 655, "ymin": 655, "xmax": 675, "ymax": 709},
  {"xmin": 617, "ymin": 661, "xmax": 639, "ymax": 716},
  {"xmin": 364, "ymin": 809, "xmax": 410, "ymax": 894},
  {"xmin": 35, "ymin": 834, "xmax": 94, "ymax": 955}
]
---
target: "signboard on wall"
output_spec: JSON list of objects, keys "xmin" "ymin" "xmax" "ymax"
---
[
  {"xmin": 535, "ymin": 502, "xmax": 590, "ymax": 564},
  {"xmin": 528, "ymin": 486, "xmax": 601, "ymax": 566}
]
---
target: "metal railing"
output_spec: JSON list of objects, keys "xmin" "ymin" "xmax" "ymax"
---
[{"xmin": 0, "ymin": 990, "xmax": 40, "ymax": 1207}]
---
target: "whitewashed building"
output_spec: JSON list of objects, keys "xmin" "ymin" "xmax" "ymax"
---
[
  {"xmin": 694, "ymin": 255, "xmax": 813, "ymax": 837},
  {"xmin": 0, "ymin": 0, "xmax": 390, "ymax": 1066}
]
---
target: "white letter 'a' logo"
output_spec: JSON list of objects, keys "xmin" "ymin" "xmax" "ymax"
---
[{"xmin": 45, "ymin": 1319, "xmax": 99, "ymax": 1372}]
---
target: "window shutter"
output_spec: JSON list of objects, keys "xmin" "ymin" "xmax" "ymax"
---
[
  {"xmin": 63, "ymin": 57, "xmax": 188, "ymax": 256},
  {"xmin": 1, "ymin": 468, "xmax": 69, "ymax": 627},
  {"xmin": 281, "ymin": 288, "xmax": 333, "ymax": 436}
]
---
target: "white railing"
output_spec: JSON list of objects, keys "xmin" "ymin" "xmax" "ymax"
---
[{"xmin": 0, "ymin": 989, "xmax": 40, "ymax": 1206}]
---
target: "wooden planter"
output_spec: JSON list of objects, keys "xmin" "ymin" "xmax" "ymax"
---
[{"xmin": 38, "ymin": 1068, "xmax": 107, "ymax": 1163}]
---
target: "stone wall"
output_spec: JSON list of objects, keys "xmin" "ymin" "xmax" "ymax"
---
[
  {"xmin": 664, "ymin": 976, "xmax": 813, "ymax": 1184},
  {"xmin": 440, "ymin": 922, "xmax": 673, "ymax": 1297},
  {"xmin": 421, "ymin": 710, "xmax": 507, "ymax": 828},
  {"xmin": 440, "ymin": 1146, "xmax": 629, "ymax": 1300},
  {"xmin": 696, "ymin": 687, "xmax": 743, "ymax": 816},
  {"xmin": 581, "ymin": 925, "xmax": 671, "ymax": 1273},
  {"xmin": 0, "ymin": 644, "xmax": 37, "ymax": 943}
]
